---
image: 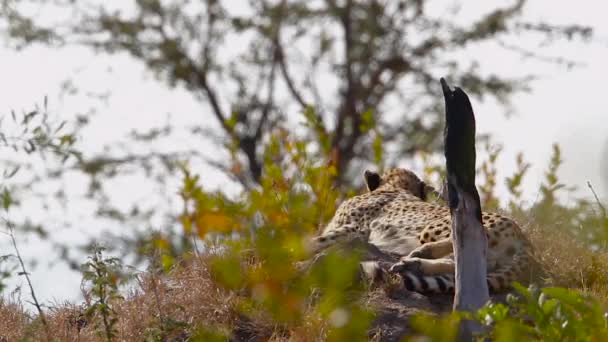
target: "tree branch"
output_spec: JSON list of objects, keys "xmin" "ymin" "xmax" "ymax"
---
[
  {"xmin": 450, "ymin": 0, "xmax": 526, "ymax": 45},
  {"xmin": 193, "ymin": 71, "xmax": 231, "ymax": 133},
  {"xmin": 195, "ymin": 3, "xmax": 231, "ymax": 134},
  {"xmin": 275, "ymin": 39, "xmax": 308, "ymax": 110},
  {"xmin": 254, "ymin": 48, "xmax": 278, "ymax": 141},
  {"xmin": 364, "ymin": 56, "xmax": 411, "ymax": 102}
]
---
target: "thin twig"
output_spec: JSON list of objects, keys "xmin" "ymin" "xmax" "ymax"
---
[
  {"xmin": 587, "ymin": 181, "xmax": 607, "ymax": 218},
  {"xmin": 3, "ymin": 217, "xmax": 51, "ymax": 341},
  {"xmin": 587, "ymin": 181, "xmax": 608, "ymax": 249}
]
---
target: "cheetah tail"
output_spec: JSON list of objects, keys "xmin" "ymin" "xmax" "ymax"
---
[
  {"xmin": 402, "ymin": 272, "xmax": 456, "ymax": 294},
  {"xmin": 402, "ymin": 249, "xmax": 531, "ymax": 294}
]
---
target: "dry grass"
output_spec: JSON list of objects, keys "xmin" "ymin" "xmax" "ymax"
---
[
  {"xmin": 0, "ymin": 300, "xmax": 28, "ymax": 340},
  {"xmin": 0, "ymin": 253, "xmax": 340, "ymax": 341},
  {"xmin": 0, "ymin": 255, "xmax": 279, "ymax": 341},
  {"xmin": 2, "ymin": 226, "xmax": 608, "ymax": 341},
  {"xmin": 527, "ymin": 224, "xmax": 608, "ymax": 300}
]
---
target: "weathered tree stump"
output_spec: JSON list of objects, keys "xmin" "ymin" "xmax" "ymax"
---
[{"xmin": 441, "ymin": 77, "xmax": 489, "ymax": 340}]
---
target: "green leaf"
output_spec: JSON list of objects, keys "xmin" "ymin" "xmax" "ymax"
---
[
  {"xmin": 1, "ymin": 189, "xmax": 12, "ymax": 210},
  {"xmin": 161, "ymin": 254, "xmax": 174, "ymax": 272},
  {"xmin": 210, "ymin": 255, "xmax": 243, "ymax": 289}
]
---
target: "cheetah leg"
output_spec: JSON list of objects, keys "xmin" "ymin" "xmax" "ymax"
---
[
  {"xmin": 310, "ymin": 224, "xmax": 369, "ymax": 253},
  {"xmin": 408, "ymin": 238, "xmax": 453, "ymax": 259},
  {"xmin": 389, "ymin": 257, "xmax": 455, "ymax": 275}
]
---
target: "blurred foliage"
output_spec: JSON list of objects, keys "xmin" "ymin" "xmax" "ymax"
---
[
  {"xmin": 478, "ymin": 143, "xmax": 608, "ymax": 251},
  {"xmin": 411, "ymin": 284, "xmax": 608, "ymax": 341},
  {"xmin": 0, "ymin": 98, "xmax": 79, "ymax": 295},
  {"xmin": 478, "ymin": 141, "xmax": 502, "ymax": 211},
  {"xmin": 0, "ymin": 97, "xmax": 78, "ymax": 159},
  {"xmin": 152, "ymin": 125, "xmax": 375, "ymax": 339},
  {"xmin": 0, "ymin": 255, "xmax": 14, "ymax": 293}
]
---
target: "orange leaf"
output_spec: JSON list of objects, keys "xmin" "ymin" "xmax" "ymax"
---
[
  {"xmin": 269, "ymin": 212, "xmax": 289, "ymax": 226},
  {"xmin": 196, "ymin": 211, "xmax": 236, "ymax": 237},
  {"xmin": 154, "ymin": 238, "xmax": 170, "ymax": 251}
]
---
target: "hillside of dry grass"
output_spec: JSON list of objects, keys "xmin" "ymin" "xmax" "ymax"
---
[{"xmin": 2, "ymin": 221, "xmax": 607, "ymax": 341}]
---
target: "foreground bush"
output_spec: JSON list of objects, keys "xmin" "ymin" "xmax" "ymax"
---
[{"xmin": 1, "ymin": 130, "xmax": 607, "ymax": 341}]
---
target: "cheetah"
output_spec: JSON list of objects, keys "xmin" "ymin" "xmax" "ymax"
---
[{"xmin": 312, "ymin": 167, "xmax": 532, "ymax": 294}]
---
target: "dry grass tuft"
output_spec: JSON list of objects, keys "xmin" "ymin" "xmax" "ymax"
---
[
  {"xmin": 0, "ymin": 254, "xmax": 333, "ymax": 341},
  {"xmin": 0, "ymin": 299, "xmax": 28, "ymax": 340},
  {"xmin": 0, "ymin": 255, "xmax": 255, "ymax": 341},
  {"xmin": 527, "ymin": 224, "xmax": 608, "ymax": 300}
]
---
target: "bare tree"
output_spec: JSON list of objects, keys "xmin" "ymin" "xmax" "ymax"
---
[{"xmin": 0, "ymin": 0, "xmax": 593, "ymax": 189}]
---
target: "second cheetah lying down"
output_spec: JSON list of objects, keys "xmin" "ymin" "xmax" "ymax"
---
[{"xmin": 312, "ymin": 168, "xmax": 533, "ymax": 293}]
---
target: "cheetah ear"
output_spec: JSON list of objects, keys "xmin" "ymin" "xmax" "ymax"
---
[
  {"xmin": 419, "ymin": 181, "xmax": 443, "ymax": 202},
  {"xmin": 418, "ymin": 181, "xmax": 428, "ymax": 201},
  {"xmin": 364, "ymin": 170, "xmax": 381, "ymax": 191}
]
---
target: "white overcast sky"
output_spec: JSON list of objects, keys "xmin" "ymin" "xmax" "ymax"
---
[{"xmin": 0, "ymin": 1, "xmax": 607, "ymax": 304}]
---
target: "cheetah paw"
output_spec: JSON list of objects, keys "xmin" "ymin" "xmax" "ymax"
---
[
  {"xmin": 389, "ymin": 257, "xmax": 423, "ymax": 274},
  {"xmin": 407, "ymin": 246, "xmax": 432, "ymax": 259}
]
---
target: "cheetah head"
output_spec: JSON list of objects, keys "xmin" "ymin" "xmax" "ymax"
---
[{"xmin": 364, "ymin": 168, "xmax": 438, "ymax": 201}]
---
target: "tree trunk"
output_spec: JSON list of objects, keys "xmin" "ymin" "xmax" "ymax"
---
[
  {"xmin": 451, "ymin": 189, "xmax": 489, "ymax": 340},
  {"xmin": 441, "ymin": 77, "xmax": 489, "ymax": 341}
]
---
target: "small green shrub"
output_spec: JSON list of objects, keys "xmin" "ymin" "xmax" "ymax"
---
[{"xmin": 81, "ymin": 245, "xmax": 124, "ymax": 341}]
